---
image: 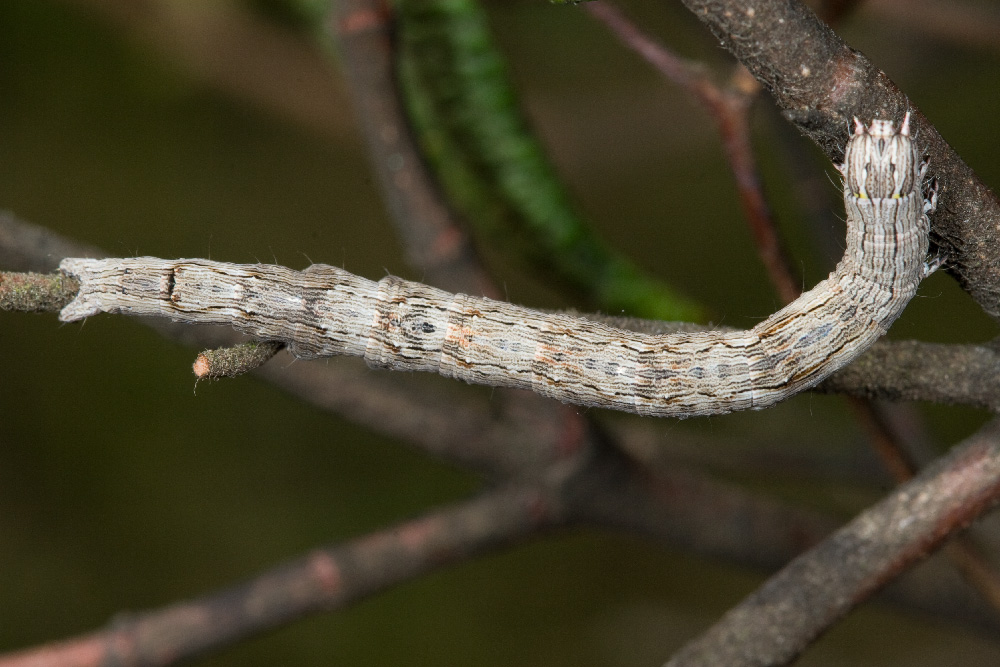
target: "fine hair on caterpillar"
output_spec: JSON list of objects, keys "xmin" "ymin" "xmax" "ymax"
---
[{"xmin": 58, "ymin": 116, "xmax": 932, "ymax": 418}]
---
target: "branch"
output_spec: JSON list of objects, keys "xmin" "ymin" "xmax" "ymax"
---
[
  {"xmin": 0, "ymin": 483, "xmax": 560, "ymax": 667},
  {"xmin": 192, "ymin": 340, "xmax": 284, "ymax": 379},
  {"xmin": 818, "ymin": 339, "xmax": 1000, "ymax": 411},
  {"xmin": 666, "ymin": 417, "xmax": 1000, "ymax": 666},
  {"xmin": 0, "ymin": 271, "xmax": 78, "ymax": 312}
]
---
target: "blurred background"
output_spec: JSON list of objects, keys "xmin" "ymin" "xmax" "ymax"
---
[{"xmin": 2, "ymin": 0, "xmax": 1000, "ymax": 664}]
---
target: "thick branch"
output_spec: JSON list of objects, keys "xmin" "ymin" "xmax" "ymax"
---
[{"xmin": 679, "ymin": 0, "xmax": 1000, "ymax": 320}]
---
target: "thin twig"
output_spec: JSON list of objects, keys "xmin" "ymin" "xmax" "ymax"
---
[
  {"xmin": 192, "ymin": 341, "xmax": 284, "ymax": 379},
  {"xmin": 584, "ymin": 1, "xmax": 801, "ymax": 305},
  {"xmin": 0, "ymin": 271, "xmax": 79, "ymax": 312}
]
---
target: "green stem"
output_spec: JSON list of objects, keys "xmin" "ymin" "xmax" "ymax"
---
[{"xmin": 394, "ymin": 0, "xmax": 704, "ymax": 321}]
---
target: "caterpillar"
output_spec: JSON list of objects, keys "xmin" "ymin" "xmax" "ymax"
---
[{"xmin": 59, "ymin": 117, "xmax": 931, "ymax": 418}]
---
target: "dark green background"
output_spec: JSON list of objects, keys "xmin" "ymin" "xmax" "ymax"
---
[{"xmin": 2, "ymin": 1, "xmax": 1000, "ymax": 665}]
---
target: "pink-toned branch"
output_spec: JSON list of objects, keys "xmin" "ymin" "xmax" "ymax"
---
[
  {"xmin": 585, "ymin": 1, "xmax": 801, "ymax": 305},
  {"xmin": 0, "ymin": 483, "xmax": 560, "ymax": 667}
]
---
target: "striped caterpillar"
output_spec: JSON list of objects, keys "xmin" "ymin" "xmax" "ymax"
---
[{"xmin": 58, "ymin": 117, "xmax": 932, "ymax": 418}]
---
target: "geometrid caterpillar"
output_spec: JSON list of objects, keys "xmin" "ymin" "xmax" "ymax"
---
[{"xmin": 59, "ymin": 117, "xmax": 933, "ymax": 418}]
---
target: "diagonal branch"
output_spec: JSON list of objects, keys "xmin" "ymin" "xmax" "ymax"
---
[
  {"xmin": 666, "ymin": 417, "xmax": 1000, "ymax": 667},
  {"xmin": 0, "ymin": 482, "xmax": 562, "ymax": 667}
]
